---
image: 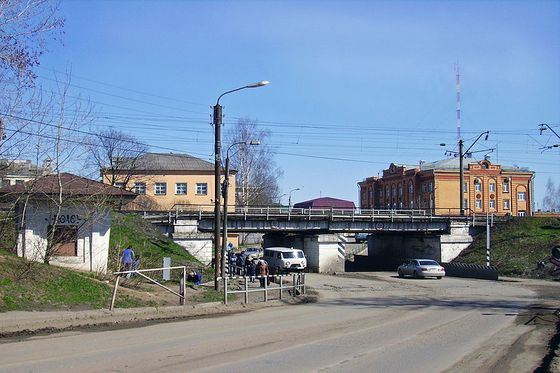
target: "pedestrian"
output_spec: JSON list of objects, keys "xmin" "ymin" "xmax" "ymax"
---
[
  {"xmin": 194, "ymin": 270, "xmax": 202, "ymax": 286},
  {"xmin": 249, "ymin": 258, "xmax": 257, "ymax": 283},
  {"xmin": 257, "ymin": 259, "xmax": 269, "ymax": 287},
  {"xmin": 131, "ymin": 256, "xmax": 141, "ymax": 277},
  {"xmin": 120, "ymin": 246, "xmax": 135, "ymax": 278}
]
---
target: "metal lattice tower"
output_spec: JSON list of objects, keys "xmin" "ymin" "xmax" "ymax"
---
[{"xmin": 455, "ymin": 64, "xmax": 461, "ymax": 141}]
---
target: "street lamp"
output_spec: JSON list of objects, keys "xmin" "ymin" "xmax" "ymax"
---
[
  {"xmin": 539, "ymin": 123, "xmax": 560, "ymax": 151},
  {"xmin": 441, "ymin": 131, "xmax": 489, "ymax": 216},
  {"xmin": 288, "ymin": 188, "xmax": 301, "ymax": 208},
  {"xmin": 221, "ymin": 140, "xmax": 260, "ymax": 279},
  {"xmin": 213, "ymin": 81, "xmax": 268, "ymax": 289}
]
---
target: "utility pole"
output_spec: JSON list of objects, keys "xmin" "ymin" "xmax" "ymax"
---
[
  {"xmin": 459, "ymin": 139, "xmax": 464, "ymax": 216},
  {"xmin": 212, "ymin": 103, "xmax": 222, "ymax": 290}
]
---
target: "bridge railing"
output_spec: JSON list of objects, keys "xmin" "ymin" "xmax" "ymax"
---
[{"xmin": 139, "ymin": 204, "xmax": 505, "ymax": 226}]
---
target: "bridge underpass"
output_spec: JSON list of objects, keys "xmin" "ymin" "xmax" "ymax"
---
[{"xmin": 144, "ymin": 206, "xmax": 480, "ymax": 273}]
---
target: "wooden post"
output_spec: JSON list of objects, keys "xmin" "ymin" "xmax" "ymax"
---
[
  {"xmin": 244, "ymin": 276, "xmax": 249, "ymax": 304},
  {"xmin": 224, "ymin": 276, "xmax": 228, "ymax": 305},
  {"xmin": 264, "ymin": 275, "xmax": 268, "ymax": 302},
  {"xmin": 279, "ymin": 275, "xmax": 283, "ymax": 300},
  {"xmin": 179, "ymin": 271, "xmax": 185, "ymax": 305},
  {"xmin": 109, "ymin": 275, "xmax": 121, "ymax": 311},
  {"xmin": 292, "ymin": 273, "xmax": 296, "ymax": 297}
]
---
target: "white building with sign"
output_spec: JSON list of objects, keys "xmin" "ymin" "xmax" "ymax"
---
[{"xmin": 0, "ymin": 173, "xmax": 137, "ymax": 273}]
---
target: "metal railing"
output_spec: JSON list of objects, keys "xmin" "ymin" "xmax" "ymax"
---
[
  {"xmin": 220, "ymin": 273, "xmax": 306, "ymax": 305},
  {"xmin": 110, "ymin": 266, "xmax": 187, "ymax": 310},
  {"xmin": 131, "ymin": 205, "xmax": 511, "ymax": 227}
]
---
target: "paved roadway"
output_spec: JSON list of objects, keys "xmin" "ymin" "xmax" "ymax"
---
[{"xmin": 0, "ymin": 273, "xmax": 543, "ymax": 372}]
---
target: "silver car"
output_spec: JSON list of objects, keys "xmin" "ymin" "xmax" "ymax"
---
[{"xmin": 397, "ymin": 259, "xmax": 445, "ymax": 279}]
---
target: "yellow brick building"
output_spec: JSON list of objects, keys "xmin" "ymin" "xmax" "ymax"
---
[
  {"xmin": 101, "ymin": 153, "xmax": 237, "ymax": 211},
  {"xmin": 358, "ymin": 158, "xmax": 534, "ymax": 216}
]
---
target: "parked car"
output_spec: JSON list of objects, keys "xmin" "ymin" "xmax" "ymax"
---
[
  {"xmin": 354, "ymin": 233, "xmax": 369, "ymax": 243},
  {"xmin": 397, "ymin": 259, "xmax": 445, "ymax": 279},
  {"xmin": 263, "ymin": 247, "xmax": 307, "ymax": 274}
]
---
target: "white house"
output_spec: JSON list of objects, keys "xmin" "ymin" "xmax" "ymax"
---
[{"xmin": 0, "ymin": 173, "xmax": 137, "ymax": 273}]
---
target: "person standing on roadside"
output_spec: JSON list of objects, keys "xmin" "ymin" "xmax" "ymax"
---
[
  {"xmin": 257, "ymin": 259, "xmax": 269, "ymax": 287},
  {"xmin": 120, "ymin": 246, "xmax": 135, "ymax": 278}
]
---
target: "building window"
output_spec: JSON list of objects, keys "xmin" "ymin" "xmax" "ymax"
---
[
  {"xmin": 489, "ymin": 182, "xmax": 495, "ymax": 193},
  {"xmin": 398, "ymin": 184, "xmax": 403, "ymax": 197},
  {"xmin": 518, "ymin": 211, "xmax": 526, "ymax": 217},
  {"xmin": 474, "ymin": 179, "xmax": 481, "ymax": 192},
  {"xmin": 196, "ymin": 183, "xmax": 208, "ymax": 195},
  {"xmin": 176, "ymin": 183, "xmax": 187, "ymax": 195},
  {"xmin": 410, "ymin": 201, "xmax": 414, "ymax": 208},
  {"xmin": 15, "ymin": 179, "xmax": 24, "ymax": 185},
  {"xmin": 463, "ymin": 182, "xmax": 467, "ymax": 193},
  {"xmin": 475, "ymin": 199, "xmax": 482, "ymax": 209},
  {"xmin": 503, "ymin": 199, "xmax": 510, "ymax": 210},
  {"xmin": 408, "ymin": 181, "xmax": 413, "ymax": 194},
  {"xmin": 392, "ymin": 185, "xmax": 396, "ymax": 197},
  {"xmin": 517, "ymin": 191, "xmax": 526, "ymax": 201},
  {"xmin": 463, "ymin": 199, "xmax": 468, "ymax": 209},
  {"xmin": 48, "ymin": 225, "xmax": 78, "ymax": 256},
  {"xmin": 155, "ymin": 182, "xmax": 167, "ymax": 195},
  {"xmin": 114, "ymin": 182, "xmax": 125, "ymax": 189},
  {"xmin": 134, "ymin": 182, "xmax": 146, "ymax": 195},
  {"xmin": 503, "ymin": 179, "xmax": 510, "ymax": 192},
  {"xmin": 489, "ymin": 200, "xmax": 496, "ymax": 209},
  {"xmin": 428, "ymin": 182, "xmax": 433, "ymax": 192},
  {"xmin": 1, "ymin": 179, "xmax": 11, "ymax": 187},
  {"xmin": 385, "ymin": 186, "xmax": 389, "ymax": 198}
]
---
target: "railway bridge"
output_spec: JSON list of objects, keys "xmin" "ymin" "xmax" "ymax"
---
[{"xmin": 142, "ymin": 205, "xmax": 494, "ymax": 273}]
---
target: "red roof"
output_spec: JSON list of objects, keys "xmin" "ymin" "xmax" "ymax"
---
[
  {"xmin": 293, "ymin": 197, "xmax": 356, "ymax": 209},
  {"xmin": 0, "ymin": 173, "xmax": 137, "ymax": 198}
]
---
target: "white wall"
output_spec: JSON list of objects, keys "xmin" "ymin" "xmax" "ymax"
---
[{"xmin": 17, "ymin": 201, "xmax": 111, "ymax": 273}]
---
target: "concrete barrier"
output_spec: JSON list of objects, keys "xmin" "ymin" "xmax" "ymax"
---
[{"xmin": 442, "ymin": 262, "xmax": 499, "ymax": 281}]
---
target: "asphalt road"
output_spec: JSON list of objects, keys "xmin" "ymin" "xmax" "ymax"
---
[{"xmin": 0, "ymin": 273, "xmax": 551, "ymax": 373}]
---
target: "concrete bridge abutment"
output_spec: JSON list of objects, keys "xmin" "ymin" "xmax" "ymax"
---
[{"xmin": 263, "ymin": 233, "xmax": 345, "ymax": 273}]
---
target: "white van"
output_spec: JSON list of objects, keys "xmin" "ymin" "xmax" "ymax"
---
[{"xmin": 263, "ymin": 247, "xmax": 307, "ymax": 274}]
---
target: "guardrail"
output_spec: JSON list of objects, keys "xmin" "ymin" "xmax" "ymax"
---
[
  {"xmin": 128, "ymin": 205, "xmax": 510, "ymax": 227},
  {"xmin": 220, "ymin": 273, "xmax": 306, "ymax": 305}
]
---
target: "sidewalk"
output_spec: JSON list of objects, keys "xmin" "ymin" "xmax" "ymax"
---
[{"xmin": 0, "ymin": 296, "xmax": 310, "ymax": 337}]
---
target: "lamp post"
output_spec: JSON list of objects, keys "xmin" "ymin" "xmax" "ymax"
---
[
  {"xmin": 441, "ymin": 131, "xmax": 489, "ymax": 216},
  {"xmin": 213, "ymin": 81, "xmax": 268, "ymax": 290},
  {"xmin": 288, "ymin": 188, "xmax": 301, "ymax": 209},
  {"xmin": 221, "ymin": 140, "xmax": 260, "ymax": 279}
]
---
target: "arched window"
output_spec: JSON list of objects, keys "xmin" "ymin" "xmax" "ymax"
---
[{"xmin": 474, "ymin": 179, "xmax": 482, "ymax": 192}]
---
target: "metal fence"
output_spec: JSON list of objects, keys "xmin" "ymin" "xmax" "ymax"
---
[
  {"xmin": 110, "ymin": 266, "xmax": 187, "ymax": 310},
  {"xmin": 220, "ymin": 273, "xmax": 306, "ymax": 305}
]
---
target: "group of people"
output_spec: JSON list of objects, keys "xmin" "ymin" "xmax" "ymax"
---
[{"xmin": 237, "ymin": 255, "xmax": 270, "ymax": 287}]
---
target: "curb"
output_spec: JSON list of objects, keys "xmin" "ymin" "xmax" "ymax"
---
[{"xmin": 0, "ymin": 297, "xmax": 311, "ymax": 338}]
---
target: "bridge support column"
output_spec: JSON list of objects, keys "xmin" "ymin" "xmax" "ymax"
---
[
  {"xmin": 172, "ymin": 219, "xmax": 213, "ymax": 265},
  {"xmin": 263, "ymin": 233, "xmax": 345, "ymax": 273}
]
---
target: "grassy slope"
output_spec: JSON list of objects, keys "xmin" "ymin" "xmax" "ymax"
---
[
  {"xmin": 108, "ymin": 213, "xmax": 212, "ymax": 279},
  {"xmin": 0, "ymin": 212, "xmax": 217, "ymax": 312},
  {"xmin": 0, "ymin": 251, "xmax": 144, "ymax": 312},
  {"xmin": 453, "ymin": 217, "xmax": 560, "ymax": 277}
]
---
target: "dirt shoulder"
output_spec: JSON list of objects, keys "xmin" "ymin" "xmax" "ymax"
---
[{"xmin": 0, "ymin": 289, "xmax": 314, "ymax": 341}]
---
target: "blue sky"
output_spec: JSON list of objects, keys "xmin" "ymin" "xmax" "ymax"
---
[{"xmin": 38, "ymin": 0, "xmax": 560, "ymax": 207}]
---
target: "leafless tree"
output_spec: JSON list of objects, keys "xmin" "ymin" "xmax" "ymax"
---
[
  {"xmin": 225, "ymin": 118, "xmax": 282, "ymax": 207},
  {"xmin": 0, "ymin": 0, "xmax": 64, "ymax": 86},
  {"xmin": 87, "ymin": 128, "xmax": 148, "ymax": 187},
  {"xmin": 1, "ymin": 0, "xmax": 64, "ymax": 165},
  {"xmin": 542, "ymin": 177, "xmax": 560, "ymax": 212}
]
